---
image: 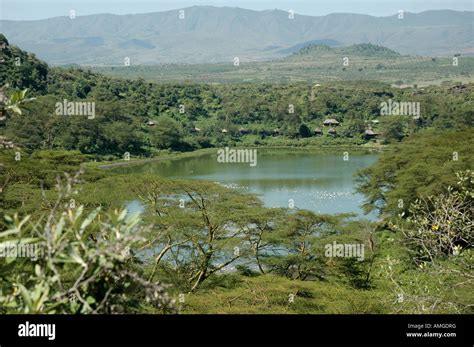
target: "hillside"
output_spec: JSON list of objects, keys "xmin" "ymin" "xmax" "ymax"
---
[
  {"xmin": 91, "ymin": 43, "xmax": 474, "ymax": 85},
  {"xmin": 0, "ymin": 34, "xmax": 49, "ymax": 95},
  {"xmin": 1, "ymin": 7, "xmax": 473, "ymax": 65},
  {"xmin": 1, "ymin": 37, "xmax": 473, "ymax": 157}
]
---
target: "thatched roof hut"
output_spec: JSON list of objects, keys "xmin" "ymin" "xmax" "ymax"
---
[
  {"xmin": 314, "ymin": 128, "xmax": 323, "ymax": 135},
  {"xmin": 363, "ymin": 129, "xmax": 378, "ymax": 140},
  {"xmin": 147, "ymin": 120, "xmax": 156, "ymax": 127},
  {"xmin": 221, "ymin": 129, "xmax": 228, "ymax": 133},
  {"xmin": 323, "ymin": 119, "xmax": 340, "ymax": 126},
  {"xmin": 0, "ymin": 136, "xmax": 15, "ymax": 149},
  {"xmin": 328, "ymin": 128, "xmax": 337, "ymax": 135}
]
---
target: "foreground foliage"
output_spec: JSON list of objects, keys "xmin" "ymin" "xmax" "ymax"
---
[{"xmin": 0, "ymin": 173, "xmax": 176, "ymax": 314}]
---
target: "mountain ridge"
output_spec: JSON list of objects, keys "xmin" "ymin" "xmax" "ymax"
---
[{"xmin": 1, "ymin": 7, "xmax": 472, "ymax": 65}]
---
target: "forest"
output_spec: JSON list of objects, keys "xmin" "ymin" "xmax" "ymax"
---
[{"xmin": 0, "ymin": 33, "xmax": 473, "ymax": 314}]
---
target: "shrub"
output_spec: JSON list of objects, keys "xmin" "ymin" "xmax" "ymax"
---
[{"xmin": 0, "ymin": 172, "xmax": 176, "ymax": 313}]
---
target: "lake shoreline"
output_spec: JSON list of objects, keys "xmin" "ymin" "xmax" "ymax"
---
[
  {"xmin": 96, "ymin": 145, "xmax": 385, "ymax": 169},
  {"xmin": 115, "ymin": 149, "xmax": 379, "ymax": 218}
]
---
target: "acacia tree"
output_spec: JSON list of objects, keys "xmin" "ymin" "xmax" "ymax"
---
[
  {"xmin": 180, "ymin": 182, "xmax": 264, "ymax": 291},
  {"xmin": 243, "ymin": 208, "xmax": 287, "ymax": 274},
  {"xmin": 134, "ymin": 180, "xmax": 192, "ymax": 283},
  {"xmin": 355, "ymin": 130, "xmax": 473, "ymax": 216},
  {"xmin": 267, "ymin": 210, "xmax": 338, "ymax": 280},
  {"xmin": 137, "ymin": 180, "xmax": 262, "ymax": 292}
]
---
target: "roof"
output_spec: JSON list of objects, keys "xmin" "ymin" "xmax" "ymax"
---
[
  {"xmin": 328, "ymin": 128, "xmax": 336, "ymax": 133},
  {"xmin": 314, "ymin": 128, "xmax": 322, "ymax": 132},
  {"xmin": 323, "ymin": 119, "xmax": 340, "ymax": 125},
  {"xmin": 364, "ymin": 129, "xmax": 377, "ymax": 135}
]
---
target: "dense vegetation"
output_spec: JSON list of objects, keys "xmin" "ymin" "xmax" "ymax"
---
[
  {"xmin": 1, "ymin": 35, "xmax": 472, "ymax": 159},
  {"xmin": 1, "ymin": 146, "xmax": 472, "ymax": 313},
  {"xmin": 1, "ymin": 34, "xmax": 472, "ymax": 314},
  {"xmin": 357, "ymin": 130, "xmax": 474, "ymax": 216}
]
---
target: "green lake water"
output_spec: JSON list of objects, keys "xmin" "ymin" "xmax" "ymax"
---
[{"xmin": 115, "ymin": 149, "xmax": 379, "ymax": 219}]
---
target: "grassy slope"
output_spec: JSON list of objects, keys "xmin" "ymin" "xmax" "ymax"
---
[{"xmin": 180, "ymin": 274, "xmax": 390, "ymax": 314}]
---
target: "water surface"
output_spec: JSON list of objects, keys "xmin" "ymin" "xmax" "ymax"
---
[{"xmin": 115, "ymin": 149, "xmax": 378, "ymax": 219}]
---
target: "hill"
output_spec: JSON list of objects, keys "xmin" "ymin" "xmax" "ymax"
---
[
  {"xmin": 0, "ymin": 34, "xmax": 49, "ymax": 94},
  {"xmin": 290, "ymin": 43, "xmax": 401, "ymax": 60}
]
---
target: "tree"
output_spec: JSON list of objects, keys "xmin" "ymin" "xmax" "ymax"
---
[
  {"xmin": 243, "ymin": 208, "xmax": 287, "ymax": 274},
  {"xmin": 136, "ymin": 180, "xmax": 262, "ymax": 292},
  {"xmin": 381, "ymin": 116, "xmax": 405, "ymax": 143},
  {"xmin": 298, "ymin": 123, "xmax": 311, "ymax": 138},
  {"xmin": 267, "ymin": 211, "xmax": 337, "ymax": 280},
  {"xmin": 0, "ymin": 34, "xmax": 48, "ymax": 95},
  {"xmin": 149, "ymin": 116, "xmax": 183, "ymax": 150},
  {"xmin": 342, "ymin": 118, "xmax": 366, "ymax": 138},
  {"xmin": 4, "ymin": 94, "xmax": 58, "ymax": 149},
  {"xmin": 356, "ymin": 130, "xmax": 473, "ymax": 216}
]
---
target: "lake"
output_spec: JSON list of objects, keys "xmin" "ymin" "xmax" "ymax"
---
[{"xmin": 114, "ymin": 149, "xmax": 379, "ymax": 219}]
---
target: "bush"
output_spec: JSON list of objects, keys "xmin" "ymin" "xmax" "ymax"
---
[
  {"xmin": 402, "ymin": 170, "xmax": 473, "ymax": 262},
  {"xmin": 0, "ymin": 172, "xmax": 176, "ymax": 313}
]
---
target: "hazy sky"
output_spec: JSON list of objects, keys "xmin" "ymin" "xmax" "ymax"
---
[{"xmin": 1, "ymin": 0, "xmax": 472, "ymax": 20}]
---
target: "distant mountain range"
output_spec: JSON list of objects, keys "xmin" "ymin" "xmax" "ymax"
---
[{"xmin": 1, "ymin": 6, "xmax": 473, "ymax": 65}]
